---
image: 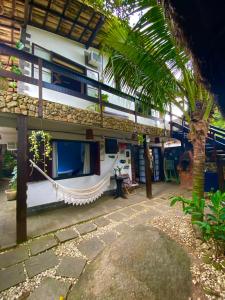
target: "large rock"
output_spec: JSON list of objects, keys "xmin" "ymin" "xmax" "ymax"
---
[{"xmin": 68, "ymin": 225, "xmax": 192, "ymax": 300}]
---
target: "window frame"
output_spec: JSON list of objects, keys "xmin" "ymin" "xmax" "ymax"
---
[{"xmin": 52, "ymin": 139, "xmax": 96, "ymax": 181}]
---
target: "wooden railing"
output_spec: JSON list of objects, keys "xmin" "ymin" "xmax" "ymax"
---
[{"xmin": 0, "ymin": 43, "xmax": 182, "ymax": 129}]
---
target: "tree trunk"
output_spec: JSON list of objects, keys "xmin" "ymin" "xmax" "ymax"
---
[{"xmin": 189, "ymin": 120, "xmax": 208, "ymax": 221}]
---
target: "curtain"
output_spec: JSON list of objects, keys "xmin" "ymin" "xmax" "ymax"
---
[{"xmin": 83, "ymin": 143, "xmax": 90, "ymax": 174}]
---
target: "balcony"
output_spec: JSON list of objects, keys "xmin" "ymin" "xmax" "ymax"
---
[{"xmin": 0, "ymin": 43, "xmax": 182, "ymax": 136}]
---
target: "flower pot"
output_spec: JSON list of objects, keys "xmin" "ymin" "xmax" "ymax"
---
[{"xmin": 5, "ymin": 189, "xmax": 17, "ymax": 201}]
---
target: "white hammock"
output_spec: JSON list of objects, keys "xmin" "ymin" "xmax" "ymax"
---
[{"xmin": 29, "ymin": 157, "xmax": 117, "ymax": 206}]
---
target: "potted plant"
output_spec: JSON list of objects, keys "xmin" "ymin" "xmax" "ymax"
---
[
  {"xmin": 2, "ymin": 150, "xmax": 16, "ymax": 177},
  {"xmin": 0, "ymin": 41, "xmax": 24, "ymax": 91},
  {"xmin": 5, "ymin": 166, "xmax": 17, "ymax": 201}
]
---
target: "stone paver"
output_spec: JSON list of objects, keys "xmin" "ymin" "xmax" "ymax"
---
[
  {"xmin": 29, "ymin": 235, "xmax": 58, "ymax": 256},
  {"xmin": 114, "ymin": 223, "xmax": 131, "ymax": 234},
  {"xmin": 120, "ymin": 207, "xmax": 136, "ymax": 217},
  {"xmin": 0, "ymin": 245, "xmax": 29, "ymax": 269},
  {"xmin": 55, "ymin": 228, "xmax": 79, "ymax": 243},
  {"xmin": 131, "ymin": 204, "xmax": 145, "ymax": 211},
  {"xmin": 56, "ymin": 256, "xmax": 86, "ymax": 278},
  {"xmin": 77, "ymin": 237, "xmax": 104, "ymax": 260},
  {"xmin": 0, "ymin": 263, "xmax": 26, "ymax": 292},
  {"xmin": 27, "ymin": 277, "xmax": 71, "ymax": 300},
  {"xmin": 75, "ymin": 222, "xmax": 97, "ymax": 236},
  {"xmin": 25, "ymin": 250, "xmax": 59, "ymax": 278},
  {"xmin": 100, "ymin": 231, "xmax": 119, "ymax": 245},
  {"xmin": 93, "ymin": 217, "xmax": 110, "ymax": 228},
  {"xmin": 108, "ymin": 211, "xmax": 126, "ymax": 222}
]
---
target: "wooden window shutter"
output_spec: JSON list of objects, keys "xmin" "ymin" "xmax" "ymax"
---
[{"xmin": 90, "ymin": 142, "xmax": 100, "ymax": 175}]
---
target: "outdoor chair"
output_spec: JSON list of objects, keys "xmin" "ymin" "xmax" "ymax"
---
[{"xmin": 121, "ymin": 174, "xmax": 139, "ymax": 195}]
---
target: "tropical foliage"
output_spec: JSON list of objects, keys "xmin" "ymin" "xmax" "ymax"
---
[
  {"xmin": 101, "ymin": 0, "xmax": 215, "ymax": 206},
  {"xmin": 29, "ymin": 131, "xmax": 52, "ymax": 172},
  {"xmin": 171, "ymin": 191, "xmax": 225, "ymax": 254}
]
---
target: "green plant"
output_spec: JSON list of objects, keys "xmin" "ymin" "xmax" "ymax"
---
[
  {"xmin": 29, "ymin": 131, "xmax": 52, "ymax": 172},
  {"xmin": 87, "ymin": 93, "xmax": 109, "ymax": 112},
  {"xmin": 170, "ymin": 194, "xmax": 205, "ymax": 222},
  {"xmin": 171, "ymin": 191, "xmax": 225, "ymax": 254},
  {"xmin": 102, "ymin": 0, "xmax": 214, "ymax": 208},
  {"xmin": 0, "ymin": 41, "xmax": 24, "ymax": 91},
  {"xmin": 2, "ymin": 151, "xmax": 16, "ymax": 177},
  {"xmin": 193, "ymin": 191, "xmax": 225, "ymax": 245},
  {"xmin": 9, "ymin": 166, "xmax": 17, "ymax": 190}
]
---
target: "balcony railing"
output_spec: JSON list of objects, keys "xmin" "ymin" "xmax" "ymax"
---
[{"xmin": 0, "ymin": 43, "xmax": 182, "ymax": 130}]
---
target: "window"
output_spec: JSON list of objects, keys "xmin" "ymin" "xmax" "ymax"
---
[
  {"xmin": 52, "ymin": 140, "xmax": 100, "ymax": 179},
  {"xmin": 52, "ymin": 53, "xmax": 86, "ymax": 94},
  {"xmin": 86, "ymin": 69, "xmax": 99, "ymax": 98},
  {"xmin": 32, "ymin": 44, "xmax": 52, "ymax": 83}
]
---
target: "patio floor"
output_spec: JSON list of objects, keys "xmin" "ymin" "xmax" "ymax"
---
[
  {"xmin": 0, "ymin": 181, "xmax": 193, "ymax": 299},
  {"xmin": 0, "ymin": 181, "xmax": 182, "ymax": 250}
]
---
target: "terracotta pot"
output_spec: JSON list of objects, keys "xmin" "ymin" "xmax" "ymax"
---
[{"xmin": 5, "ymin": 189, "xmax": 17, "ymax": 201}]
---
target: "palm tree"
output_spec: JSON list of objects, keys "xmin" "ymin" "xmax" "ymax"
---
[{"xmin": 101, "ymin": 0, "xmax": 214, "ymax": 216}]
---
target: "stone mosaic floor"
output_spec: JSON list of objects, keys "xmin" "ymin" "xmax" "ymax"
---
[{"xmin": 0, "ymin": 184, "xmax": 191, "ymax": 300}]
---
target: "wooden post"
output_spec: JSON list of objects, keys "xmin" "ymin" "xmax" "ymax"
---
[
  {"xmin": 134, "ymin": 99, "xmax": 137, "ymax": 124},
  {"xmin": 17, "ymin": 115, "xmax": 28, "ymax": 243},
  {"xmin": 99, "ymin": 88, "xmax": 103, "ymax": 127},
  {"xmin": 169, "ymin": 103, "xmax": 172, "ymax": 137},
  {"xmin": 38, "ymin": 58, "xmax": 43, "ymax": 118},
  {"xmin": 143, "ymin": 134, "xmax": 152, "ymax": 199}
]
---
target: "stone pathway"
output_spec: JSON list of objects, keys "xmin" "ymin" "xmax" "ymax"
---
[{"xmin": 0, "ymin": 188, "xmax": 190, "ymax": 300}]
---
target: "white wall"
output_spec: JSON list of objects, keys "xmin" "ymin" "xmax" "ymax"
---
[
  {"xmin": 22, "ymin": 26, "xmax": 135, "ymax": 117},
  {"xmin": 0, "ymin": 127, "xmax": 17, "ymax": 144},
  {"xmin": 27, "ymin": 146, "xmax": 132, "ymax": 208}
]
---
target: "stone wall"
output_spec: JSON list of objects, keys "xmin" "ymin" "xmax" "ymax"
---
[{"xmin": 0, "ymin": 91, "xmax": 168, "ymax": 137}]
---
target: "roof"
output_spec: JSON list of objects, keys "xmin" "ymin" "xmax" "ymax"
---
[
  {"xmin": 0, "ymin": 0, "xmax": 106, "ymax": 49},
  {"xmin": 162, "ymin": 0, "xmax": 225, "ymax": 115}
]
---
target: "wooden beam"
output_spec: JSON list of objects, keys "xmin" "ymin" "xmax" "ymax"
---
[
  {"xmin": 68, "ymin": 5, "xmax": 84, "ymax": 36},
  {"xmin": 56, "ymin": 0, "xmax": 70, "ymax": 33},
  {"xmin": 78, "ymin": 11, "xmax": 95, "ymax": 42},
  {"xmin": 85, "ymin": 16, "xmax": 105, "ymax": 49},
  {"xmin": 30, "ymin": 2, "xmax": 94, "ymax": 33},
  {"xmin": 143, "ymin": 134, "xmax": 152, "ymax": 199},
  {"xmin": 17, "ymin": 115, "xmax": 28, "ymax": 243},
  {"xmin": 42, "ymin": 0, "xmax": 52, "ymax": 28},
  {"xmin": 23, "ymin": 0, "xmax": 30, "ymax": 27}
]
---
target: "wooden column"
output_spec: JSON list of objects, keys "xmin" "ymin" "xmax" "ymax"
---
[
  {"xmin": 169, "ymin": 103, "xmax": 173, "ymax": 137},
  {"xmin": 17, "ymin": 115, "xmax": 28, "ymax": 243},
  {"xmin": 38, "ymin": 58, "xmax": 43, "ymax": 118},
  {"xmin": 99, "ymin": 88, "xmax": 103, "ymax": 127},
  {"xmin": 143, "ymin": 135, "xmax": 152, "ymax": 199}
]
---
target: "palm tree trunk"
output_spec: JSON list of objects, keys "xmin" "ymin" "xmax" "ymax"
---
[
  {"xmin": 189, "ymin": 120, "xmax": 208, "ymax": 221},
  {"xmin": 192, "ymin": 133, "xmax": 206, "ymax": 200}
]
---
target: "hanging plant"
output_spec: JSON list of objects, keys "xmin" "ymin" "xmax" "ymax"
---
[{"xmin": 29, "ymin": 130, "xmax": 52, "ymax": 172}]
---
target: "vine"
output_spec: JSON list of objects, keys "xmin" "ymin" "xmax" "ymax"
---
[{"xmin": 29, "ymin": 131, "xmax": 52, "ymax": 172}]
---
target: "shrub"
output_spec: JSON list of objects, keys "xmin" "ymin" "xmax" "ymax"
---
[{"xmin": 171, "ymin": 191, "xmax": 225, "ymax": 254}]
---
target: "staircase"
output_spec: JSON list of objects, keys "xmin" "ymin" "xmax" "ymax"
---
[{"xmin": 171, "ymin": 122, "xmax": 225, "ymax": 191}]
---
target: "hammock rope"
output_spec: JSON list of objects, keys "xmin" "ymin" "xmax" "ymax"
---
[{"xmin": 29, "ymin": 157, "xmax": 117, "ymax": 206}]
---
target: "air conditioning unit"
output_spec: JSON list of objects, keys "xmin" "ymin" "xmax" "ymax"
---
[
  {"xmin": 7, "ymin": 142, "xmax": 17, "ymax": 151},
  {"xmin": 87, "ymin": 51, "xmax": 102, "ymax": 68}
]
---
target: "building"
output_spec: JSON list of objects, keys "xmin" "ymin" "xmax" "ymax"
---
[{"xmin": 0, "ymin": 0, "xmax": 174, "ymax": 243}]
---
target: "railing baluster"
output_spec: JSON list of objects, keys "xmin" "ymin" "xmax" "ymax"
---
[{"xmin": 38, "ymin": 58, "xmax": 43, "ymax": 118}]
